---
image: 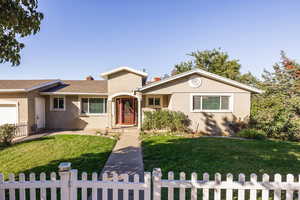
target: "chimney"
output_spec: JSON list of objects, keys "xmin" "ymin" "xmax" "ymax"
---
[
  {"xmin": 86, "ymin": 75, "xmax": 94, "ymax": 80},
  {"xmin": 152, "ymin": 77, "xmax": 161, "ymax": 82}
]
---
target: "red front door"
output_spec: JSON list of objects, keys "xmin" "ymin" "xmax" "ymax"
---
[{"xmin": 116, "ymin": 98, "xmax": 137, "ymax": 125}]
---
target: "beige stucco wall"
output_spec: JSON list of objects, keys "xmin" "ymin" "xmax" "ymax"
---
[
  {"xmin": 142, "ymin": 74, "xmax": 252, "ymax": 135},
  {"xmin": 107, "ymin": 71, "xmax": 143, "ymax": 95},
  {"xmin": 45, "ymin": 95, "xmax": 108, "ymax": 130}
]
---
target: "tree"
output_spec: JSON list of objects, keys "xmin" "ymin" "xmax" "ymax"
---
[
  {"xmin": 173, "ymin": 48, "xmax": 240, "ymax": 78},
  {"xmin": 251, "ymin": 51, "xmax": 300, "ymax": 140},
  {"xmin": 0, "ymin": 0, "xmax": 43, "ymax": 66},
  {"xmin": 172, "ymin": 48, "xmax": 259, "ymax": 86}
]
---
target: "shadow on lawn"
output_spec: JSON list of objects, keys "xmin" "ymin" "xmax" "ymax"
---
[
  {"xmin": 10, "ymin": 150, "xmax": 112, "ymax": 180},
  {"xmin": 0, "ymin": 137, "xmax": 113, "ymax": 179},
  {"xmin": 142, "ymin": 137, "xmax": 300, "ymax": 180}
]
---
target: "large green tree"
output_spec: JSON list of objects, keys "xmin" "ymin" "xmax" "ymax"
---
[
  {"xmin": 172, "ymin": 48, "xmax": 258, "ymax": 85},
  {"xmin": 251, "ymin": 51, "xmax": 300, "ymax": 140},
  {"xmin": 0, "ymin": 0, "xmax": 43, "ymax": 66}
]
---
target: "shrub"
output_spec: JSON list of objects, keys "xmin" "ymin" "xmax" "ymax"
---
[
  {"xmin": 237, "ymin": 128, "xmax": 266, "ymax": 140},
  {"xmin": 0, "ymin": 124, "xmax": 17, "ymax": 145},
  {"xmin": 142, "ymin": 110, "xmax": 191, "ymax": 132}
]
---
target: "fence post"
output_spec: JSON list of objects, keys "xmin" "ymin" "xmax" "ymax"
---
[
  {"xmin": 153, "ymin": 168, "xmax": 162, "ymax": 200},
  {"xmin": 59, "ymin": 162, "xmax": 72, "ymax": 200}
]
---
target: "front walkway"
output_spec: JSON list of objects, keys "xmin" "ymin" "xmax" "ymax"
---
[{"xmin": 101, "ymin": 128, "xmax": 144, "ymax": 177}]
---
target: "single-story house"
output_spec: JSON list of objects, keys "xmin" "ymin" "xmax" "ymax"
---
[{"xmin": 0, "ymin": 67, "xmax": 262, "ymax": 135}]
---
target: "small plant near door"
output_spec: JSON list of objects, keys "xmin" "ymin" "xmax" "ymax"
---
[{"xmin": 0, "ymin": 124, "xmax": 17, "ymax": 146}]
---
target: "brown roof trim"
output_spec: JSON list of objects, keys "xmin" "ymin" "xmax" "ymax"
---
[{"xmin": 0, "ymin": 80, "xmax": 61, "ymax": 93}]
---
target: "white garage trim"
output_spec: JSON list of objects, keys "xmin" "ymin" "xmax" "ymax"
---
[{"xmin": 0, "ymin": 100, "xmax": 19, "ymax": 124}]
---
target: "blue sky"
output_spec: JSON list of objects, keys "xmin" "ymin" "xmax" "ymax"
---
[{"xmin": 1, "ymin": 0, "xmax": 300, "ymax": 80}]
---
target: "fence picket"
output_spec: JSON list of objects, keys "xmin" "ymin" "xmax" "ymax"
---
[
  {"xmin": 191, "ymin": 173, "xmax": 198, "ymax": 200},
  {"xmin": 226, "ymin": 174, "xmax": 233, "ymax": 200},
  {"xmin": 203, "ymin": 173, "xmax": 209, "ymax": 200},
  {"xmin": 262, "ymin": 174, "xmax": 269, "ymax": 200},
  {"xmin": 92, "ymin": 172, "xmax": 98, "ymax": 200},
  {"xmin": 102, "ymin": 173, "xmax": 108, "ymax": 200},
  {"xmin": 238, "ymin": 174, "xmax": 245, "ymax": 200},
  {"xmin": 81, "ymin": 172, "xmax": 88, "ymax": 200},
  {"xmin": 274, "ymin": 174, "xmax": 282, "ymax": 200},
  {"xmin": 19, "ymin": 173, "xmax": 26, "ymax": 200},
  {"xmin": 112, "ymin": 172, "xmax": 119, "ymax": 200},
  {"xmin": 0, "ymin": 173, "xmax": 5, "ymax": 200},
  {"xmin": 40, "ymin": 172, "xmax": 46, "ymax": 200},
  {"xmin": 144, "ymin": 172, "xmax": 151, "ymax": 200},
  {"xmin": 9, "ymin": 173, "xmax": 15, "ymax": 200},
  {"xmin": 298, "ymin": 175, "xmax": 300, "ymax": 200},
  {"xmin": 29, "ymin": 173, "xmax": 36, "ymax": 200},
  {"xmin": 286, "ymin": 174, "xmax": 294, "ymax": 200},
  {"xmin": 134, "ymin": 174, "xmax": 140, "ymax": 200},
  {"xmin": 50, "ymin": 172, "xmax": 57, "ymax": 200},
  {"xmin": 180, "ymin": 172, "xmax": 186, "ymax": 200},
  {"xmin": 168, "ymin": 172, "xmax": 174, "ymax": 200},
  {"xmin": 122, "ymin": 174, "xmax": 129, "ymax": 200},
  {"xmin": 70, "ymin": 170, "xmax": 77, "ymax": 200},
  {"xmin": 214, "ymin": 173, "xmax": 221, "ymax": 200},
  {"xmin": 153, "ymin": 168, "xmax": 162, "ymax": 200},
  {"xmin": 250, "ymin": 174, "xmax": 257, "ymax": 200}
]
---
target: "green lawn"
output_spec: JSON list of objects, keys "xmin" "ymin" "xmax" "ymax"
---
[
  {"xmin": 0, "ymin": 135, "xmax": 116, "ymax": 177},
  {"xmin": 142, "ymin": 136, "xmax": 300, "ymax": 178}
]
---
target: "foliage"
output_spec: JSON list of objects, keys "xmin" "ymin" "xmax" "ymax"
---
[
  {"xmin": 172, "ymin": 48, "xmax": 259, "ymax": 86},
  {"xmin": 237, "ymin": 128, "xmax": 266, "ymax": 140},
  {"xmin": 0, "ymin": 0, "xmax": 43, "ymax": 66},
  {"xmin": 142, "ymin": 110, "xmax": 191, "ymax": 132},
  {"xmin": 143, "ymin": 136, "xmax": 300, "ymax": 177},
  {"xmin": 0, "ymin": 124, "xmax": 17, "ymax": 145},
  {"xmin": 0, "ymin": 135, "xmax": 116, "ymax": 177},
  {"xmin": 251, "ymin": 51, "xmax": 300, "ymax": 141}
]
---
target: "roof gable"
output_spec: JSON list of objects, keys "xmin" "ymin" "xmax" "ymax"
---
[
  {"xmin": 101, "ymin": 66, "xmax": 148, "ymax": 79},
  {"xmin": 139, "ymin": 69, "xmax": 263, "ymax": 94}
]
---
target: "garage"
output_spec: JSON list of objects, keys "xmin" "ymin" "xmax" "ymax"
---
[{"xmin": 0, "ymin": 104, "xmax": 18, "ymax": 125}]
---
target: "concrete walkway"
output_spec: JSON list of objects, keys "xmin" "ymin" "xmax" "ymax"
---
[{"xmin": 101, "ymin": 128, "xmax": 144, "ymax": 177}]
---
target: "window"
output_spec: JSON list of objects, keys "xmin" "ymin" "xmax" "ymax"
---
[
  {"xmin": 191, "ymin": 94, "xmax": 232, "ymax": 112},
  {"xmin": 147, "ymin": 96, "xmax": 161, "ymax": 107},
  {"xmin": 81, "ymin": 98, "xmax": 107, "ymax": 114},
  {"xmin": 51, "ymin": 96, "xmax": 65, "ymax": 111}
]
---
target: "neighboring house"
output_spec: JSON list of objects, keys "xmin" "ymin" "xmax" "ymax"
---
[{"xmin": 0, "ymin": 67, "xmax": 262, "ymax": 135}]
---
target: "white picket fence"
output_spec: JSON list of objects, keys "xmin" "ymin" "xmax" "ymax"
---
[{"xmin": 1, "ymin": 163, "xmax": 300, "ymax": 200}]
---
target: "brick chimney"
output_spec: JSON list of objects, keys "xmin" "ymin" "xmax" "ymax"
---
[{"xmin": 86, "ymin": 75, "xmax": 94, "ymax": 80}]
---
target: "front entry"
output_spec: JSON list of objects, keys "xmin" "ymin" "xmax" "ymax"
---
[{"xmin": 116, "ymin": 98, "xmax": 137, "ymax": 125}]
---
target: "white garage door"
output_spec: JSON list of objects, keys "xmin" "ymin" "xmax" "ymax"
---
[{"xmin": 0, "ymin": 104, "xmax": 17, "ymax": 125}]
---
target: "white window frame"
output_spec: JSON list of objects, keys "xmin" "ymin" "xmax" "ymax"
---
[
  {"xmin": 50, "ymin": 96, "xmax": 66, "ymax": 111},
  {"xmin": 79, "ymin": 97, "xmax": 107, "ymax": 116},
  {"xmin": 190, "ymin": 93, "xmax": 234, "ymax": 113},
  {"xmin": 146, "ymin": 95, "xmax": 163, "ymax": 108}
]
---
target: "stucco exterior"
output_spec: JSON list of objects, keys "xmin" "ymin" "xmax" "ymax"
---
[
  {"xmin": 142, "ymin": 74, "xmax": 252, "ymax": 134},
  {"xmin": 0, "ymin": 67, "xmax": 261, "ymax": 135},
  {"xmin": 45, "ymin": 95, "xmax": 108, "ymax": 130},
  {"xmin": 107, "ymin": 71, "xmax": 143, "ymax": 95}
]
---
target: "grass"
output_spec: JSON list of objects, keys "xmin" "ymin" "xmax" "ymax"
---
[
  {"xmin": 0, "ymin": 135, "xmax": 116, "ymax": 178},
  {"xmin": 142, "ymin": 136, "xmax": 300, "ymax": 178}
]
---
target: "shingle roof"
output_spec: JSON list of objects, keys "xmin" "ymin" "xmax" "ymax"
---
[
  {"xmin": 41, "ymin": 80, "xmax": 107, "ymax": 94},
  {"xmin": 0, "ymin": 80, "xmax": 59, "ymax": 90}
]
